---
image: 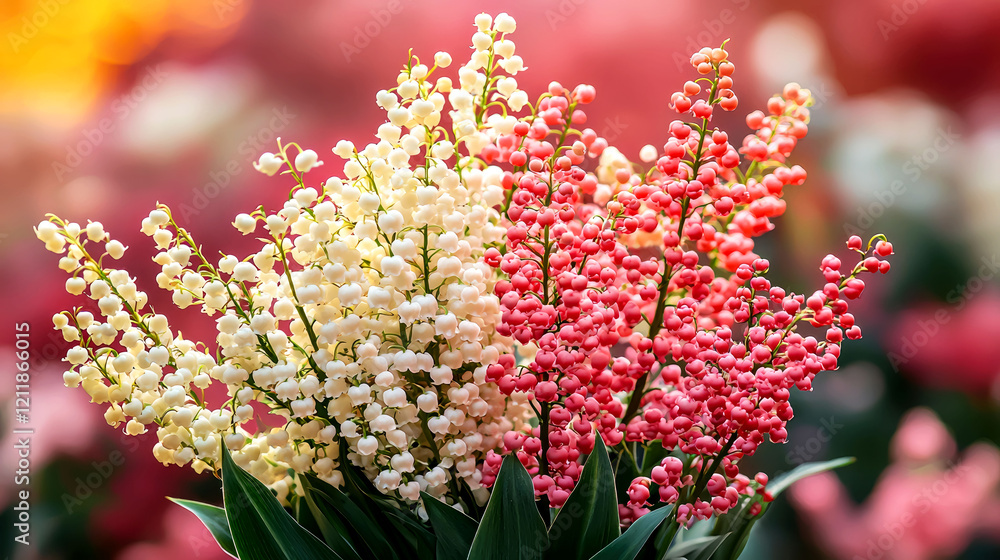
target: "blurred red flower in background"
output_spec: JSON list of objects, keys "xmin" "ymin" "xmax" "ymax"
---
[{"xmin": 791, "ymin": 408, "xmax": 1000, "ymax": 560}]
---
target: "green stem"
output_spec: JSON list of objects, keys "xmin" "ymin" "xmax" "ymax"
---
[
  {"xmin": 652, "ymin": 432, "xmax": 740, "ymax": 554},
  {"xmin": 537, "ymin": 401, "xmax": 552, "ymax": 525},
  {"xmin": 620, "ymin": 72, "xmax": 721, "ymax": 426}
]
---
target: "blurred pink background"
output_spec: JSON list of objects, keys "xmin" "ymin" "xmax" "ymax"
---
[{"xmin": 2, "ymin": 0, "xmax": 999, "ymax": 558}]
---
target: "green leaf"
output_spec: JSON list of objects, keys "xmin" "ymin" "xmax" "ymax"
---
[
  {"xmin": 332, "ymin": 443, "xmax": 435, "ymax": 560},
  {"xmin": 708, "ymin": 456, "xmax": 856, "ymax": 559},
  {"xmin": 380, "ymin": 504, "xmax": 436, "ymax": 560},
  {"xmin": 613, "ymin": 446, "xmax": 642, "ymax": 504},
  {"xmin": 767, "ymin": 456, "xmax": 856, "ymax": 497},
  {"xmin": 468, "ymin": 455, "xmax": 549, "ymax": 560},
  {"xmin": 325, "ymin": 443, "xmax": 436, "ymax": 559},
  {"xmin": 672, "ymin": 520, "xmax": 712, "ymax": 544},
  {"xmin": 589, "ymin": 506, "xmax": 672, "ymax": 560},
  {"xmin": 220, "ymin": 446, "xmax": 341, "ymax": 560},
  {"xmin": 168, "ymin": 498, "xmax": 237, "ymax": 558},
  {"xmin": 299, "ymin": 477, "xmax": 365, "ymax": 560},
  {"xmin": 338, "ymin": 442, "xmax": 383, "ymax": 498},
  {"xmin": 548, "ymin": 437, "xmax": 620, "ymax": 560},
  {"xmin": 309, "ymin": 464, "xmax": 435, "ymax": 560},
  {"xmin": 421, "ymin": 492, "xmax": 478, "ymax": 560},
  {"xmin": 301, "ymin": 473, "xmax": 399, "ymax": 560},
  {"xmin": 294, "ymin": 494, "xmax": 322, "ymax": 540},
  {"xmin": 639, "ymin": 444, "xmax": 671, "ymax": 476},
  {"xmin": 664, "ymin": 534, "xmax": 730, "ymax": 559}
]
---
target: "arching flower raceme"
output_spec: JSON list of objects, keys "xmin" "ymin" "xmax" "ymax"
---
[
  {"xmin": 36, "ymin": 15, "xmax": 550, "ymax": 508},
  {"xmin": 478, "ymin": 43, "xmax": 892, "ymax": 522}
]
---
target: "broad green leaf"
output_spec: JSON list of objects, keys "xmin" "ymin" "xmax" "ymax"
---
[
  {"xmin": 220, "ymin": 446, "xmax": 341, "ymax": 560},
  {"xmin": 589, "ymin": 506, "xmax": 672, "ymax": 560},
  {"xmin": 665, "ymin": 534, "xmax": 730, "ymax": 559},
  {"xmin": 714, "ymin": 528, "xmax": 752, "ymax": 560},
  {"xmin": 332, "ymin": 444, "xmax": 434, "ymax": 560},
  {"xmin": 548, "ymin": 437, "xmax": 620, "ymax": 560},
  {"xmin": 299, "ymin": 477, "xmax": 365, "ymax": 560},
  {"xmin": 421, "ymin": 492, "xmax": 478, "ymax": 560},
  {"xmin": 302, "ymin": 473, "xmax": 398, "ymax": 560},
  {"xmin": 328, "ymin": 444, "xmax": 435, "ymax": 559},
  {"xmin": 709, "ymin": 456, "xmax": 856, "ymax": 559},
  {"xmin": 380, "ymin": 504, "xmax": 436, "ymax": 560},
  {"xmin": 294, "ymin": 494, "xmax": 322, "ymax": 540},
  {"xmin": 336, "ymin": 444, "xmax": 391, "ymax": 520},
  {"xmin": 673, "ymin": 520, "xmax": 712, "ymax": 544},
  {"xmin": 168, "ymin": 498, "xmax": 237, "ymax": 558},
  {"xmin": 468, "ymin": 455, "xmax": 549, "ymax": 560}
]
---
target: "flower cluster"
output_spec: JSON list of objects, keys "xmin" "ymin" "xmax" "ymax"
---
[
  {"xmin": 36, "ymin": 13, "xmax": 541, "ymax": 507},
  {"xmin": 476, "ymin": 83, "xmax": 653, "ymax": 506},
  {"xmin": 37, "ymin": 14, "xmax": 892, "ymax": 530},
  {"xmin": 479, "ymin": 44, "xmax": 892, "ymax": 521}
]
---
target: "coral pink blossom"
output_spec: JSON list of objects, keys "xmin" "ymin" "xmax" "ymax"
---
[{"xmin": 482, "ymin": 44, "xmax": 892, "ymax": 522}]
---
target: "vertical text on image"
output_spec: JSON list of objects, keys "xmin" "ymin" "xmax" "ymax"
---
[{"xmin": 12, "ymin": 322, "xmax": 33, "ymax": 546}]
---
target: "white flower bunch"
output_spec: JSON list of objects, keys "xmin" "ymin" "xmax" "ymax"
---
[{"xmin": 37, "ymin": 12, "xmax": 537, "ymax": 505}]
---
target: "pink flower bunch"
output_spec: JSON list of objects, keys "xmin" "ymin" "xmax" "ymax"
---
[
  {"xmin": 480, "ymin": 45, "xmax": 893, "ymax": 520},
  {"xmin": 478, "ymin": 82, "xmax": 634, "ymax": 504},
  {"xmin": 622, "ymin": 240, "xmax": 890, "ymax": 525}
]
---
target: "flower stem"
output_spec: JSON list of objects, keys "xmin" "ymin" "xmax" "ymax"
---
[{"xmin": 621, "ymin": 71, "xmax": 720, "ymax": 426}]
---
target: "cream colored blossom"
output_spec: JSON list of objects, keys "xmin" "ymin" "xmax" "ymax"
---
[{"xmin": 37, "ymin": 13, "xmax": 541, "ymax": 505}]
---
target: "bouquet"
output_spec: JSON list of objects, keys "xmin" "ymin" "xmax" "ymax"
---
[{"xmin": 36, "ymin": 12, "xmax": 892, "ymax": 560}]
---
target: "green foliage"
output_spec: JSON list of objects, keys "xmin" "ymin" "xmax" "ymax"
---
[
  {"xmin": 300, "ymin": 470, "xmax": 435, "ymax": 560},
  {"xmin": 590, "ymin": 506, "xmax": 673, "ymax": 560},
  {"xmin": 664, "ymin": 534, "xmax": 730, "ymax": 559},
  {"xmin": 219, "ymin": 446, "xmax": 340, "ymax": 560},
  {"xmin": 468, "ymin": 455, "xmax": 549, "ymax": 560},
  {"xmin": 173, "ymin": 446, "xmax": 856, "ymax": 560},
  {"xmin": 168, "ymin": 498, "xmax": 237, "ymax": 558},
  {"xmin": 707, "ymin": 457, "xmax": 857, "ymax": 559},
  {"xmin": 422, "ymin": 492, "xmax": 478, "ymax": 560},
  {"xmin": 547, "ymin": 437, "xmax": 620, "ymax": 560}
]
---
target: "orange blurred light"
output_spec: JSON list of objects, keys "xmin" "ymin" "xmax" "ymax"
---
[{"xmin": 0, "ymin": 0, "xmax": 247, "ymax": 125}]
